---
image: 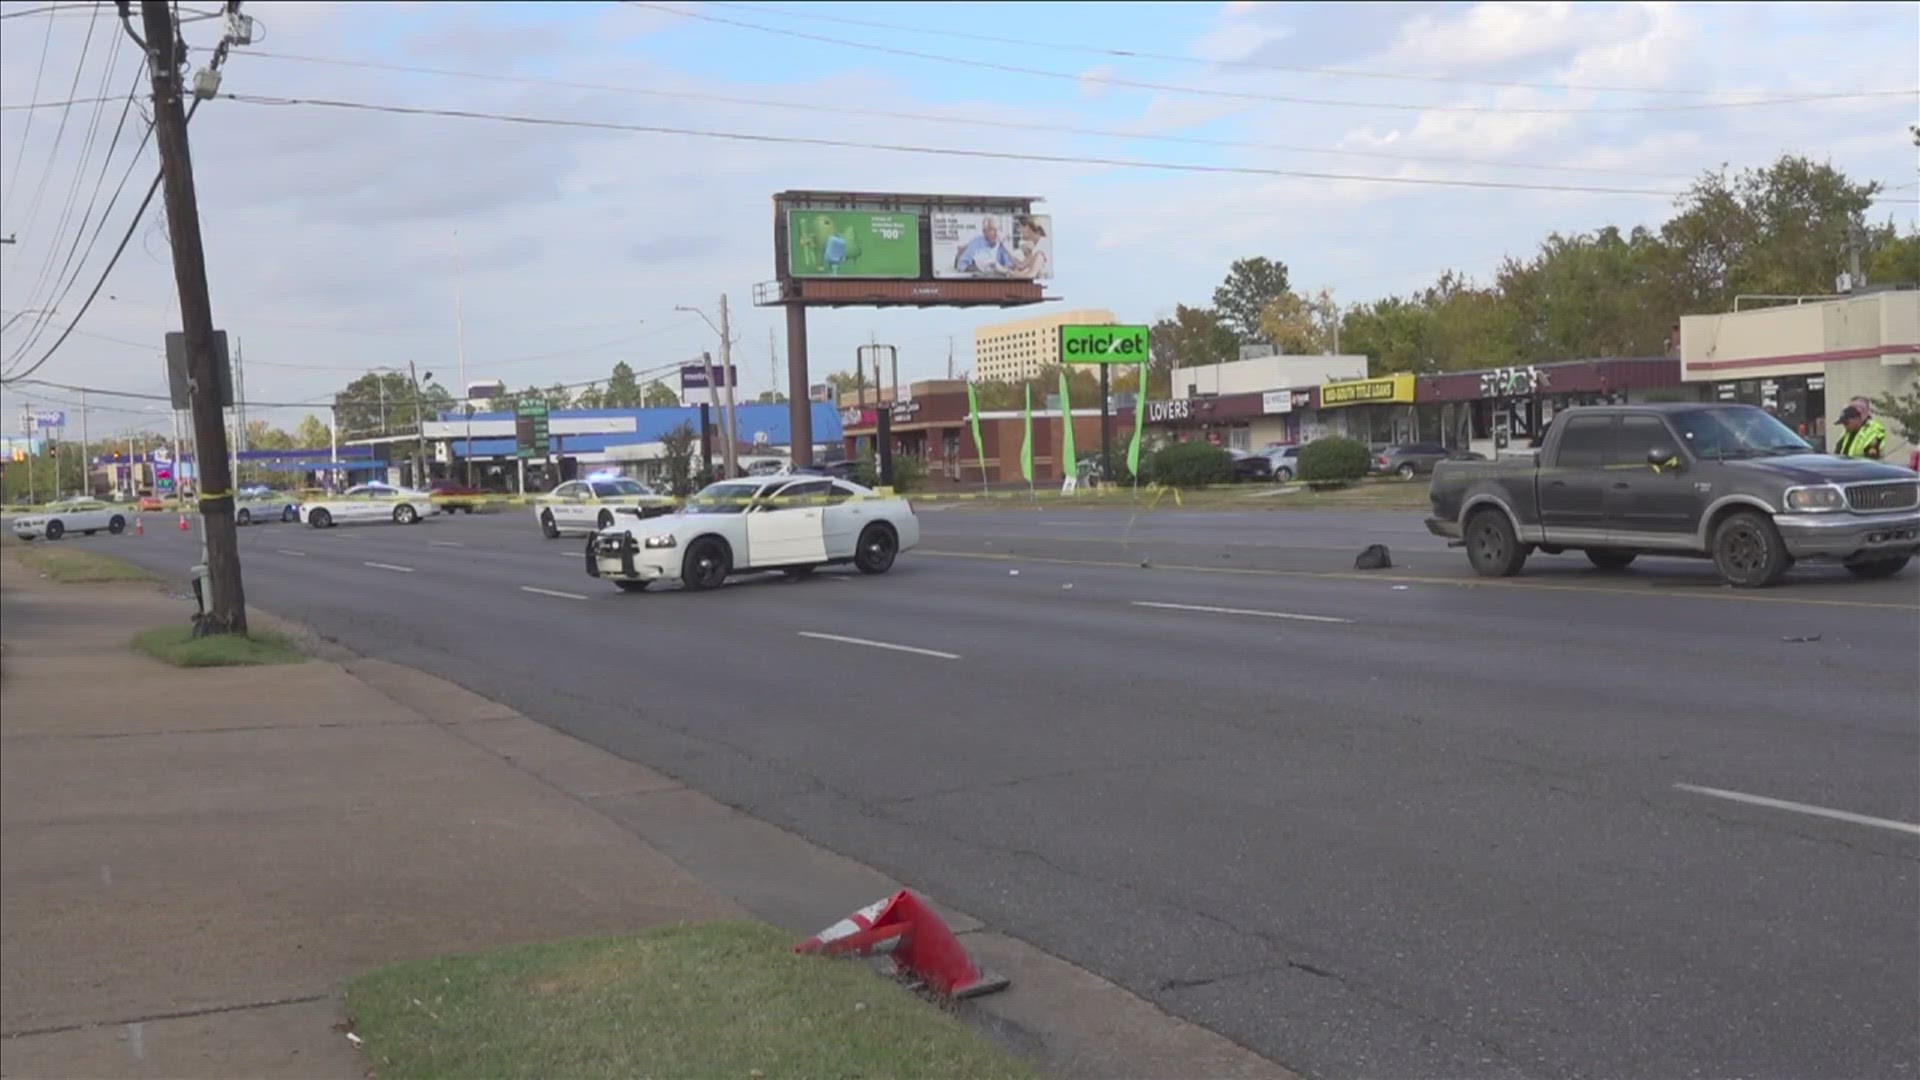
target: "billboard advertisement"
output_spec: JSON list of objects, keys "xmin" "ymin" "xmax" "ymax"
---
[
  {"xmin": 932, "ymin": 211, "xmax": 1052, "ymax": 280},
  {"xmin": 1059, "ymin": 324, "xmax": 1149, "ymax": 364},
  {"xmin": 786, "ymin": 210, "xmax": 921, "ymax": 278},
  {"xmin": 679, "ymin": 365, "xmax": 740, "ymax": 391}
]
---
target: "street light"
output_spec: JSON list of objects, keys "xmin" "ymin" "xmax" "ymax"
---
[{"xmin": 676, "ymin": 302, "xmax": 738, "ymax": 477}]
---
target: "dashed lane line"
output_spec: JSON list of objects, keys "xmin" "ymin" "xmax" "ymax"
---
[
  {"xmin": 795, "ymin": 631, "xmax": 959, "ymax": 660},
  {"xmin": 1674, "ymin": 784, "xmax": 1920, "ymax": 837},
  {"xmin": 1131, "ymin": 600, "xmax": 1353, "ymax": 624},
  {"xmin": 520, "ymin": 586, "xmax": 590, "ymax": 601},
  {"xmin": 362, "ymin": 561, "xmax": 414, "ymax": 573}
]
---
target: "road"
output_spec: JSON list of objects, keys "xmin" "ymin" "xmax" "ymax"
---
[{"xmin": 87, "ymin": 505, "xmax": 1920, "ymax": 1080}]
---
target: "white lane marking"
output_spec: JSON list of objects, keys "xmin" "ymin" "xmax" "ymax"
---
[
  {"xmin": 362, "ymin": 561, "xmax": 414, "ymax": 573},
  {"xmin": 520, "ymin": 586, "xmax": 590, "ymax": 601},
  {"xmin": 1674, "ymin": 784, "xmax": 1920, "ymax": 837},
  {"xmin": 1130, "ymin": 600, "xmax": 1352, "ymax": 624},
  {"xmin": 429, "ymin": 540, "xmax": 465, "ymax": 548},
  {"xmin": 796, "ymin": 631, "xmax": 960, "ymax": 660},
  {"xmin": 275, "ymin": 549, "xmax": 307, "ymax": 557}
]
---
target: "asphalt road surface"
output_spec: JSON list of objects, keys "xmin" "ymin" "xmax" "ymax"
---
[{"xmin": 84, "ymin": 505, "xmax": 1920, "ymax": 1080}]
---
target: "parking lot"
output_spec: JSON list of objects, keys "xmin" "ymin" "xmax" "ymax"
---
[{"xmin": 75, "ymin": 505, "xmax": 1920, "ymax": 1079}]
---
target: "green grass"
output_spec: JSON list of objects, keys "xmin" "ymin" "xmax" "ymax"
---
[
  {"xmin": 13, "ymin": 545, "xmax": 158, "ymax": 582},
  {"xmin": 933, "ymin": 478, "xmax": 1433, "ymax": 512},
  {"xmin": 347, "ymin": 921, "xmax": 1035, "ymax": 1080},
  {"xmin": 132, "ymin": 625, "xmax": 305, "ymax": 668}
]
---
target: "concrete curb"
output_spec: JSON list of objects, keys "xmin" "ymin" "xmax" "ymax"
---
[{"xmin": 340, "ymin": 658, "xmax": 1295, "ymax": 1079}]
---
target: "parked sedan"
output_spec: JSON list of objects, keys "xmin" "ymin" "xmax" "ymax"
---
[
  {"xmin": 298, "ymin": 483, "xmax": 437, "ymax": 528},
  {"xmin": 535, "ymin": 477, "xmax": 676, "ymax": 538},
  {"xmin": 11, "ymin": 497, "xmax": 128, "ymax": 540},
  {"xmin": 1226, "ymin": 448, "xmax": 1274, "ymax": 483},
  {"xmin": 1263, "ymin": 445, "xmax": 1305, "ymax": 482},
  {"xmin": 586, "ymin": 477, "xmax": 918, "ymax": 591},
  {"xmin": 1374, "ymin": 443, "xmax": 1481, "ymax": 480}
]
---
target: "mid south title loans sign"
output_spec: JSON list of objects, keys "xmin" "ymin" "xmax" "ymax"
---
[
  {"xmin": 1319, "ymin": 373, "xmax": 1415, "ymax": 408},
  {"xmin": 1059, "ymin": 324, "xmax": 1150, "ymax": 364}
]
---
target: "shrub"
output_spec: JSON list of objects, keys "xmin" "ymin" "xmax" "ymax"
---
[
  {"xmin": 1148, "ymin": 441, "xmax": 1232, "ymax": 488},
  {"xmin": 1297, "ymin": 437, "xmax": 1371, "ymax": 487}
]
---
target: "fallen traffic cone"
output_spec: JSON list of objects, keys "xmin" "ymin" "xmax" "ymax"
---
[
  {"xmin": 795, "ymin": 890, "xmax": 1008, "ymax": 999},
  {"xmin": 178, "ymin": 514, "xmax": 189, "ymax": 531}
]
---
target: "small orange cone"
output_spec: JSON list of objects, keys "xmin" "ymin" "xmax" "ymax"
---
[
  {"xmin": 795, "ymin": 890, "xmax": 1008, "ymax": 999},
  {"xmin": 135, "ymin": 516, "xmax": 144, "ymax": 537},
  {"xmin": 178, "ymin": 514, "xmax": 189, "ymax": 531}
]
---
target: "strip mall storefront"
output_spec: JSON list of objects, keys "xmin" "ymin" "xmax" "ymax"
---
[
  {"xmin": 1315, "ymin": 374, "xmax": 1417, "ymax": 445},
  {"xmin": 1414, "ymin": 357, "xmax": 1693, "ymax": 456},
  {"xmin": 840, "ymin": 383, "xmax": 1131, "ymax": 483}
]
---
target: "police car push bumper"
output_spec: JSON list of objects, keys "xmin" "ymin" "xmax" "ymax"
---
[{"xmin": 587, "ymin": 530, "xmax": 678, "ymax": 584}]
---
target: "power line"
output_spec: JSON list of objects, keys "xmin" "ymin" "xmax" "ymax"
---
[
  {"xmin": 0, "ymin": 1, "xmax": 60, "ymax": 226},
  {"xmin": 221, "ymin": 92, "xmax": 1684, "ymax": 197},
  {"xmin": 0, "ymin": 2, "xmax": 99, "ymax": 18},
  {"xmin": 239, "ymin": 50, "xmax": 1691, "ymax": 181},
  {"xmin": 1, "ymin": 94, "xmax": 129, "ymax": 111},
  {"xmin": 704, "ymin": 0, "xmax": 1824, "ymax": 98},
  {"xmin": 628, "ymin": 3, "xmax": 1912, "ymax": 115},
  {"xmin": 8, "ymin": 0, "xmax": 101, "ymax": 274}
]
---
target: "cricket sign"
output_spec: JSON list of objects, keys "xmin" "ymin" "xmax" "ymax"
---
[{"xmin": 1059, "ymin": 324, "xmax": 1150, "ymax": 364}]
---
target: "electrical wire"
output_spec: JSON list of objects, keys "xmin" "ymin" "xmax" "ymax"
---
[
  {"xmin": 628, "ymin": 3, "xmax": 1914, "ymax": 115},
  {"xmin": 7, "ymin": 0, "xmax": 102, "ymax": 285},
  {"xmin": 0, "ymin": 1, "xmax": 60, "ymax": 226},
  {"xmin": 705, "ymin": 0, "xmax": 1847, "ymax": 98},
  {"xmin": 219, "ymin": 92, "xmax": 1685, "ymax": 197},
  {"xmin": 238, "ymin": 50, "xmax": 1694, "ymax": 181},
  {"xmin": 0, "ymin": 94, "xmax": 131, "ymax": 111}
]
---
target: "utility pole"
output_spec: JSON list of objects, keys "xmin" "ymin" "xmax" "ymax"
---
[
  {"xmin": 78, "ymin": 390, "xmax": 90, "ymax": 496},
  {"xmin": 699, "ymin": 350, "xmax": 723, "ymax": 478},
  {"xmin": 947, "ymin": 336, "xmax": 954, "ymax": 380},
  {"xmin": 1845, "ymin": 224, "xmax": 1865, "ymax": 293},
  {"xmin": 408, "ymin": 360, "xmax": 428, "ymax": 486},
  {"xmin": 327, "ymin": 405, "xmax": 339, "ymax": 492},
  {"xmin": 140, "ymin": 0, "xmax": 246, "ymax": 633},
  {"xmin": 231, "ymin": 336, "xmax": 246, "ymax": 488},
  {"xmin": 454, "ymin": 229, "xmax": 472, "ymax": 486},
  {"xmin": 768, "ymin": 326, "xmax": 777, "ymax": 404},
  {"xmin": 719, "ymin": 293, "xmax": 738, "ymax": 480}
]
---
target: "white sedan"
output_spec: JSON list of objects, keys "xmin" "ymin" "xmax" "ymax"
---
[
  {"xmin": 535, "ymin": 477, "xmax": 676, "ymax": 538},
  {"xmin": 235, "ymin": 487, "xmax": 300, "ymax": 525},
  {"xmin": 298, "ymin": 483, "xmax": 438, "ymax": 528},
  {"xmin": 585, "ymin": 477, "xmax": 918, "ymax": 592},
  {"xmin": 11, "ymin": 497, "xmax": 129, "ymax": 541}
]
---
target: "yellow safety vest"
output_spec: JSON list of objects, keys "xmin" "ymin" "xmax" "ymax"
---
[{"xmin": 1835, "ymin": 417, "xmax": 1888, "ymax": 459}]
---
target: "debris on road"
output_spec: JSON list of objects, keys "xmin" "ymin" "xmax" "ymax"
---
[
  {"xmin": 1354, "ymin": 544, "xmax": 1392, "ymax": 570},
  {"xmin": 1780, "ymin": 633, "xmax": 1822, "ymax": 643}
]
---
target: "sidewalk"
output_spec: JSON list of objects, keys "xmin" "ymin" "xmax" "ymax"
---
[{"xmin": 0, "ymin": 559, "xmax": 741, "ymax": 1078}]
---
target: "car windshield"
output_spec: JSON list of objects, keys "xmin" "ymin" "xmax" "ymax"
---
[
  {"xmin": 682, "ymin": 481, "xmax": 765, "ymax": 515},
  {"xmin": 1670, "ymin": 407, "xmax": 1812, "ymax": 459},
  {"xmin": 591, "ymin": 480, "xmax": 650, "ymax": 497}
]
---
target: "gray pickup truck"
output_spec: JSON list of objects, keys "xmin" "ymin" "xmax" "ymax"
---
[{"xmin": 1426, "ymin": 403, "xmax": 1919, "ymax": 587}]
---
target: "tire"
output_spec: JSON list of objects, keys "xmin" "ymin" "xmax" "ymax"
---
[
  {"xmin": 394, "ymin": 504, "xmax": 418, "ymax": 525},
  {"xmin": 1711, "ymin": 510, "xmax": 1791, "ymax": 588},
  {"xmin": 1585, "ymin": 549, "xmax": 1637, "ymax": 570},
  {"xmin": 1275, "ymin": 467, "xmax": 1294, "ymax": 482},
  {"xmin": 108, "ymin": 515, "xmax": 126, "ymax": 535},
  {"xmin": 540, "ymin": 511, "xmax": 560, "ymax": 539},
  {"xmin": 283, "ymin": 506, "xmax": 297, "ymax": 522},
  {"xmin": 45, "ymin": 520, "xmax": 64, "ymax": 541},
  {"xmin": 1846, "ymin": 556, "xmax": 1910, "ymax": 580},
  {"xmin": 309, "ymin": 508, "xmax": 332, "ymax": 529},
  {"xmin": 1396, "ymin": 462, "xmax": 1418, "ymax": 480},
  {"xmin": 597, "ymin": 509, "xmax": 614, "ymax": 530},
  {"xmin": 854, "ymin": 523, "xmax": 899, "ymax": 575},
  {"xmin": 681, "ymin": 537, "xmax": 731, "ymax": 591},
  {"xmin": 1464, "ymin": 508, "xmax": 1527, "ymax": 578},
  {"xmin": 614, "ymin": 580, "xmax": 649, "ymax": 592},
  {"xmin": 237, "ymin": 508, "xmax": 252, "ymax": 526}
]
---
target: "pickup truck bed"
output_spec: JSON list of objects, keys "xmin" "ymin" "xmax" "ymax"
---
[{"xmin": 1425, "ymin": 403, "xmax": 1919, "ymax": 587}]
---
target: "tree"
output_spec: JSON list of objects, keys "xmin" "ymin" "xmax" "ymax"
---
[
  {"xmin": 244, "ymin": 420, "xmax": 297, "ymax": 450},
  {"xmin": 754, "ymin": 390, "xmax": 788, "ymax": 404},
  {"xmin": 823, "ymin": 370, "xmax": 866, "ymax": 398},
  {"xmin": 1660, "ymin": 156, "xmax": 1886, "ymax": 306},
  {"xmin": 1867, "ymin": 230, "xmax": 1919, "ymax": 285},
  {"xmin": 294, "ymin": 414, "xmax": 331, "ymax": 448},
  {"xmin": 642, "ymin": 380, "xmax": 680, "ymax": 408},
  {"xmin": 659, "ymin": 421, "xmax": 697, "ymax": 495},
  {"xmin": 573, "ymin": 383, "xmax": 606, "ymax": 410},
  {"xmin": 1496, "ymin": 226, "xmax": 1679, "ymax": 359},
  {"xmin": 603, "ymin": 362, "xmax": 643, "ymax": 408},
  {"xmin": 543, "ymin": 383, "xmax": 573, "ymax": 409},
  {"xmin": 1149, "ymin": 304, "xmax": 1238, "ymax": 372},
  {"xmin": 332, "ymin": 372, "xmax": 447, "ymax": 440},
  {"xmin": 1257, "ymin": 287, "xmax": 1340, "ymax": 355},
  {"xmin": 1871, "ymin": 379, "xmax": 1920, "ymax": 444},
  {"xmin": 1212, "ymin": 256, "xmax": 1292, "ymax": 343}
]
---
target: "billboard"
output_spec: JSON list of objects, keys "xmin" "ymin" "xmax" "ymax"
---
[
  {"xmin": 679, "ymin": 365, "xmax": 741, "ymax": 391},
  {"xmin": 932, "ymin": 211, "xmax": 1052, "ymax": 280},
  {"xmin": 786, "ymin": 210, "xmax": 921, "ymax": 278},
  {"xmin": 1059, "ymin": 324, "xmax": 1149, "ymax": 364},
  {"xmin": 30, "ymin": 410, "xmax": 66, "ymax": 430}
]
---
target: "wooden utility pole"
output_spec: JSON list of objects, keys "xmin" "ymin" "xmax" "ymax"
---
[
  {"xmin": 719, "ymin": 293, "xmax": 737, "ymax": 479},
  {"xmin": 141, "ymin": 0, "xmax": 246, "ymax": 633}
]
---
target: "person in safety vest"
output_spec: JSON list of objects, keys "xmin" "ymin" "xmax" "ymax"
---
[{"xmin": 1833, "ymin": 405, "xmax": 1887, "ymax": 459}]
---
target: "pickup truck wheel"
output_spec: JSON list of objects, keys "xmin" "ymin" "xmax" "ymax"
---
[
  {"xmin": 1464, "ymin": 508, "xmax": 1527, "ymax": 578},
  {"xmin": 1845, "ymin": 556, "xmax": 1910, "ymax": 579},
  {"xmin": 1712, "ymin": 511, "xmax": 1790, "ymax": 588},
  {"xmin": 1585, "ymin": 549, "xmax": 1637, "ymax": 570}
]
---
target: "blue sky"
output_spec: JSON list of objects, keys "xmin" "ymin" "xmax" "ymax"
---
[{"xmin": 2, "ymin": 1, "xmax": 1915, "ymax": 430}]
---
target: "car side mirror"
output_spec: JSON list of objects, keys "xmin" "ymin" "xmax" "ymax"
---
[{"xmin": 1647, "ymin": 447, "xmax": 1681, "ymax": 470}]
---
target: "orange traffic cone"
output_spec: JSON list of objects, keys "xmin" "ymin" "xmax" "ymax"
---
[
  {"xmin": 178, "ymin": 514, "xmax": 189, "ymax": 531},
  {"xmin": 795, "ymin": 890, "xmax": 1008, "ymax": 999},
  {"xmin": 135, "ymin": 516, "xmax": 144, "ymax": 537}
]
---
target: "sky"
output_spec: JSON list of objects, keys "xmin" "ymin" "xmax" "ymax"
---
[{"xmin": 1, "ymin": 0, "xmax": 1915, "ymax": 434}]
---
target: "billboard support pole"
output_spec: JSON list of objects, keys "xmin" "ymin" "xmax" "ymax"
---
[
  {"xmin": 699, "ymin": 351, "xmax": 723, "ymax": 477},
  {"xmin": 785, "ymin": 304, "xmax": 813, "ymax": 469},
  {"xmin": 876, "ymin": 405, "xmax": 893, "ymax": 488},
  {"xmin": 1100, "ymin": 363, "xmax": 1112, "ymax": 484},
  {"xmin": 699, "ymin": 402, "xmax": 714, "ymax": 481}
]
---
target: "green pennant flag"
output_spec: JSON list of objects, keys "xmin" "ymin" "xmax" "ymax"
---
[
  {"xmin": 1057, "ymin": 368, "xmax": 1076, "ymax": 481},
  {"xmin": 1126, "ymin": 362, "xmax": 1147, "ymax": 478},
  {"xmin": 1019, "ymin": 384, "xmax": 1034, "ymax": 484},
  {"xmin": 966, "ymin": 380, "xmax": 987, "ymax": 484}
]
